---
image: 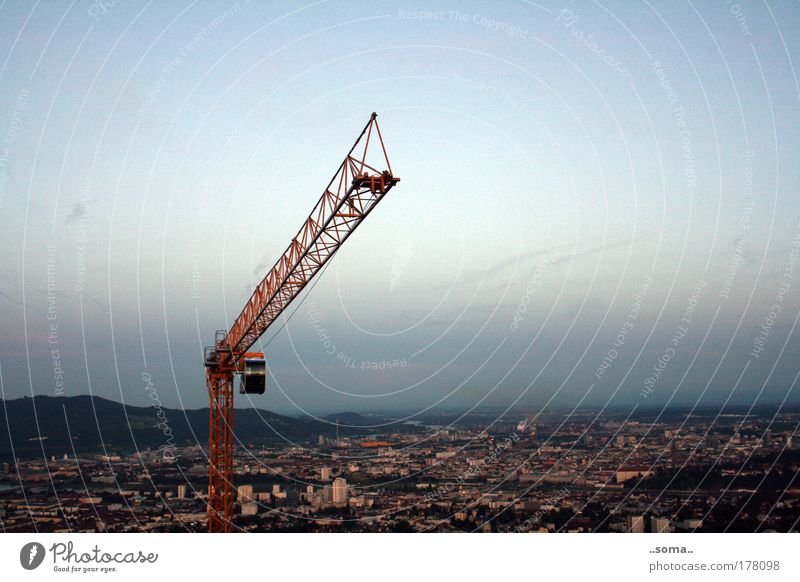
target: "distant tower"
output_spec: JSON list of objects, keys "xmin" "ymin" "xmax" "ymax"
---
[
  {"xmin": 177, "ymin": 485, "xmax": 187, "ymax": 499},
  {"xmin": 321, "ymin": 466, "xmax": 331, "ymax": 481},
  {"xmin": 237, "ymin": 484, "xmax": 254, "ymax": 503},
  {"xmin": 650, "ymin": 516, "xmax": 670, "ymax": 533},
  {"xmin": 318, "ymin": 434, "xmax": 324, "ymax": 446},
  {"xmin": 626, "ymin": 515, "xmax": 644, "ymax": 533},
  {"xmin": 332, "ymin": 477, "xmax": 348, "ymax": 505}
]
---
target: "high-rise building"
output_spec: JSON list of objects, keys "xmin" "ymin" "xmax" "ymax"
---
[
  {"xmin": 677, "ymin": 518, "xmax": 703, "ymax": 530},
  {"xmin": 320, "ymin": 466, "xmax": 331, "ymax": 481},
  {"xmin": 650, "ymin": 517, "xmax": 670, "ymax": 533},
  {"xmin": 177, "ymin": 484, "xmax": 187, "ymax": 499},
  {"xmin": 626, "ymin": 515, "xmax": 644, "ymax": 533},
  {"xmin": 332, "ymin": 477, "xmax": 348, "ymax": 505},
  {"xmin": 318, "ymin": 435, "xmax": 324, "ymax": 446},
  {"xmin": 241, "ymin": 502, "xmax": 258, "ymax": 516},
  {"xmin": 237, "ymin": 484, "xmax": 254, "ymax": 502}
]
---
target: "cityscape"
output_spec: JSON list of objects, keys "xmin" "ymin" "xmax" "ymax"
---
[{"xmin": 2, "ymin": 405, "xmax": 797, "ymax": 533}]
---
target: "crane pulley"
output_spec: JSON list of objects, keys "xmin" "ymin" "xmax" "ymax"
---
[{"xmin": 203, "ymin": 113, "xmax": 399, "ymax": 532}]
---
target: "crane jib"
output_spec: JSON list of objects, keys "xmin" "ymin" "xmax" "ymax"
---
[
  {"xmin": 217, "ymin": 114, "xmax": 398, "ymax": 361},
  {"xmin": 203, "ymin": 113, "xmax": 399, "ymax": 533}
]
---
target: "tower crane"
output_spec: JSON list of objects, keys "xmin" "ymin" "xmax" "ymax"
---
[{"xmin": 203, "ymin": 113, "xmax": 399, "ymax": 532}]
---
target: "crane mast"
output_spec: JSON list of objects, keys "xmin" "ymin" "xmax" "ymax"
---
[{"xmin": 203, "ymin": 113, "xmax": 399, "ymax": 532}]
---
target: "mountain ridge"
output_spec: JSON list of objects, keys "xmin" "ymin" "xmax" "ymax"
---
[{"xmin": 0, "ymin": 394, "xmax": 379, "ymax": 461}]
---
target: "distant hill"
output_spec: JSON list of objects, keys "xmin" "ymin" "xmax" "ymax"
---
[
  {"xmin": 0, "ymin": 395, "xmax": 376, "ymax": 461},
  {"xmin": 322, "ymin": 411, "xmax": 386, "ymax": 427}
]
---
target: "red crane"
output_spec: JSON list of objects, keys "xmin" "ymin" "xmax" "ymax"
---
[{"xmin": 203, "ymin": 113, "xmax": 399, "ymax": 532}]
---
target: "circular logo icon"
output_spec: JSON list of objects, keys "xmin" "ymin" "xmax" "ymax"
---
[{"xmin": 20, "ymin": 542, "xmax": 46, "ymax": 570}]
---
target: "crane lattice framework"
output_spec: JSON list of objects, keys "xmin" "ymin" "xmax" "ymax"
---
[{"xmin": 203, "ymin": 113, "xmax": 399, "ymax": 533}]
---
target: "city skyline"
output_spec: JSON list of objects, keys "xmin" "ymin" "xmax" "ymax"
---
[{"xmin": 2, "ymin": 405, "xmax": 797, "ymax": 533}]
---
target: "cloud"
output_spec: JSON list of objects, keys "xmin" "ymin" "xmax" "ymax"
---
[
  {"xmin": 434, "ymin": 237, "xmax": 636, "ymax": 291},
  {"xmin": 65, "ymin": 202, "xmax": 87, "ymax": 224},
  {"xmin": 548, "ymin": 237, "xmax": 634, "ymax": 267},
  {"xmin": 479, "ymin": 247, "xmax": 560, "ymax": 279},
  {"xmin": 78, "ymin": 291, "xmax": 106, "ymax": 312},
  {"xmin": 252, "ymin": 259, "xmax": 270, "ymax": 276},
  {"xmin": 0, "ymin": 291, "xmax": 24, "ymax": 306},
  {"xmin": 33, "ymin": 287, "xmax": 106, "ymax": 312}
]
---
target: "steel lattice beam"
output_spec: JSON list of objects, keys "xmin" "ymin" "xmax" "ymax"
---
[
  {"xmin": 207, "ymin": 369, "xmax": 234, "ymax": 533},
  {"xmin": 223, "ymin": 113, "xmax": 398, "ymax": 360},
  {"xmin": 205, "ymin": 113, "xmax": 399, "ymax": 532}
]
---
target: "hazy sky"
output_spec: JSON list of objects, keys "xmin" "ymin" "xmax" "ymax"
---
[{"xmin": 1, "ymin": 1, "xmax": 799, "ymax": 416}]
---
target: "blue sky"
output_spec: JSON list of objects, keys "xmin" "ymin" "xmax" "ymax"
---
[{"xmin": 0, "ymin": 1, "xmax": 799, "ymax": 415}]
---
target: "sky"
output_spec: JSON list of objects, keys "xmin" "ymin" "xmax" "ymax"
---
[{"xmin": 0, "ymin": 0, "xmax": 799, "ymax": 417}]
